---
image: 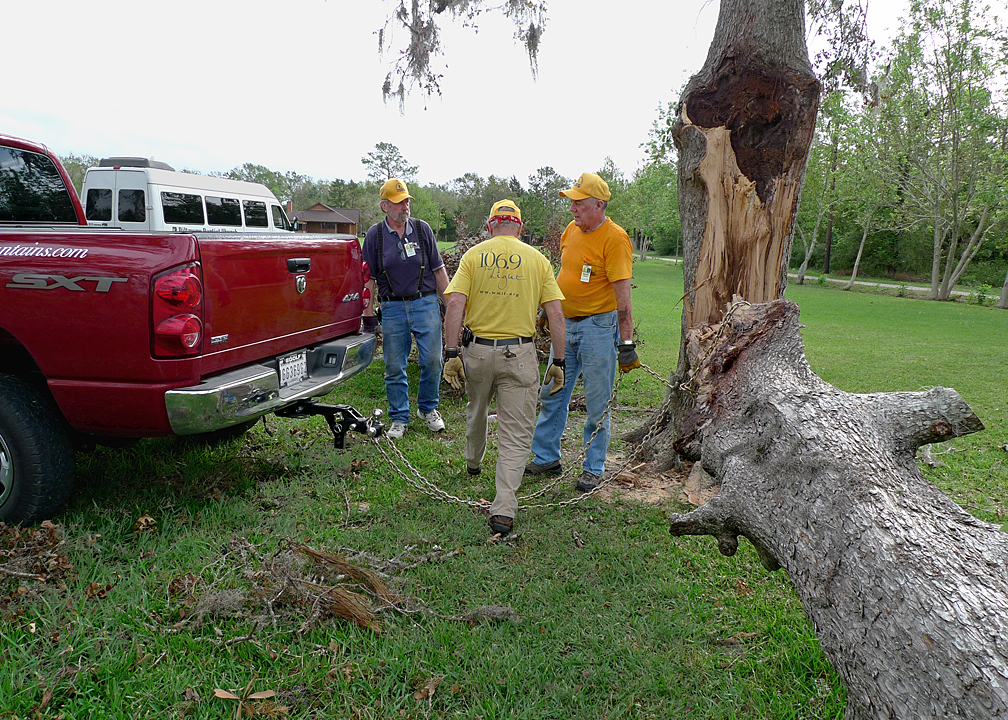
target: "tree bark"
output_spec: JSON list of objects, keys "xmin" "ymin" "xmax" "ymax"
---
[
  {"xmin": 843, "ymin": 208, "xmax": 874, "ymax": 291},
  {"xmin": 627, "ymin": 0, "xmax": 820, "ymax": 462},
  {"xmin": 668, "ymin": 299, "xmax": 1005, "ymax": 720}
]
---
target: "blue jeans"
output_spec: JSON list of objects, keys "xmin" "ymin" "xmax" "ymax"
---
[
  {"xmin": 380, "ymin": 294, "xmax": 442, "ymax": 424},
  {"xmin": 530, "ymin": 310, "xmax": 618, "ymax": 476}
]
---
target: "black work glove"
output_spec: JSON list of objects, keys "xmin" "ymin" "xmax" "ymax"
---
[
  {"xmin": 618, "ymin": 341, "xmax": 640, "ymax": 373},
  {"xmin": 362, "ymin": 315, "xmax": 379, "ymax": 333}
]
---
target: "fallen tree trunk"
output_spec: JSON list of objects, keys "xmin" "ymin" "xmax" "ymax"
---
[{"xmin": 669, "ymin": 298, "xmax": 1007, "ymax": 720}]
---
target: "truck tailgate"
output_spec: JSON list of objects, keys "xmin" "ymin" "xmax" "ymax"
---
[{"xmin": 197, "ymin": 232, "xmax": 363, "ymax": 376}]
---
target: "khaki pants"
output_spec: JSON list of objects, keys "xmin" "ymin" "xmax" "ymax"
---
[{"xmin": 463, "ymin": 341, "xmax": 540, "ymax": 519}]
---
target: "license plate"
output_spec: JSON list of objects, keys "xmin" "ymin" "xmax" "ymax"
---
[{"xmin": 278, "ymin": 351, "xmax": 308, "ymax": 388}]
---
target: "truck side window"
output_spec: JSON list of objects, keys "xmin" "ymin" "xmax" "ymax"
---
[
  {"xmin": 162, "ymin": 192, "xmax": 204, "ymax": 224},
  {"xmin": 243, "ymin": 200, "xmax": 268, "ymax": 228},
  {"xmin": 118, "ymin": 189, "xmax": 146, "ymax": 223},
  {"xmin": 271, "ymin": 205, "xmax": 291, "ymax": 231},
  {"xmin": 0, "ymin": 147, "xmax": 79, "ymax": 223},
  {"xmin": 206, "ymin": 196, "xmax": 242, "ymax": 226},
  {"xmin": 86, "ymin": 188, "xmax": 113, "ymax": 221}
]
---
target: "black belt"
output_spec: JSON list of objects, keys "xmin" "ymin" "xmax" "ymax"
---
[
  {"xmin": 567, "ymin": 314, "xmax": 594, "ymax": 322},
  {"xmin": 473, "ymin": 336, "xmax": 534, "ymax": 347},
  {"xmin": 379, "ymin": 290, "xmax": 436, "ymax": 302}
]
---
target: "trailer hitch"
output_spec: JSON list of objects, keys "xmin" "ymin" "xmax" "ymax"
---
[{"xmin": 275, "ymin": 402, "xmax": 385, "ymax": 449}]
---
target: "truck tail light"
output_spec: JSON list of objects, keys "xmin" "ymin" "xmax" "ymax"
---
[
  {"xmin": 152, "ymin": 263, "xmax": 204, "ymax": 357},
  {"xmin": 362, "ymin": 285, "xmax": 371, "ymax": 310},
  {"xmin": 361, "ymin": 260, "xmax": 371, "ymax": 284}
]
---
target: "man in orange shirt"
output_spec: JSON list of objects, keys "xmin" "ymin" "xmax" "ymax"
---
[{"xmin": 525, "ymin": 173, "xmax": 640, "ymax": 491}]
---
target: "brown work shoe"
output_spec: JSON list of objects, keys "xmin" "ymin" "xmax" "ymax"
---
[
  {"xmin": 575, "ymin": 470, "xmax": 601, "ymax": 492},
  {"xmin": 488, "ymin": 515, "xmax": 513, "ymax": 535},
  {"xmin": 524, "ymin": 459, "xmax": 562, "ymax": 477}
]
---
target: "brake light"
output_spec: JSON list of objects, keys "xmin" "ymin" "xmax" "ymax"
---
[
  {"xmin": 152, "ymin": 263, "xmax": 204, "ymax": 357},
  {"xmin": 361, "ymin": 260, "xmax": 371, "ymax": 284},
  {"xmin": 362, "ymin": 285, "xmax": 371, "ymax": 310},
  {"xmin": 155, "ymin": 272, "xmax": 201, "ymax": 307}
]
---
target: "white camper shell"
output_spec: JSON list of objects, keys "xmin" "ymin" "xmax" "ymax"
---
[{"xmin": 81, "ymin": 158, "xmax": 295, "ymax": 233}]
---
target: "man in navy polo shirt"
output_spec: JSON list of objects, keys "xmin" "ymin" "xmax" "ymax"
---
[{"xmin": 362, "ymin": 178, "xmax": 449, "ymax": 440}]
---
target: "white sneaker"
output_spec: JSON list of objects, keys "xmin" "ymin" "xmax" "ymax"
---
[
  {"xmin": 419, "ymin": 409, "xmax": 445, "ymax": 432},
  {"xmin": 386, "ymin": 421, "xmax": 407, "ymax": 439}
]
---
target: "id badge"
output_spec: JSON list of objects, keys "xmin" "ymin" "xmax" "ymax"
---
[
  {"xmin": 405, "ymin": 242, "xmax": 417, "ymax": 257},
  {"xmin": 580, "ymin": 264, "xmax": 592, "ymax": 283}
]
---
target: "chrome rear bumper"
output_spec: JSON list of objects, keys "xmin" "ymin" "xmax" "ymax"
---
[{"xmin": 165, "ymin": 333, "xmax": 376, "ymax": 435}]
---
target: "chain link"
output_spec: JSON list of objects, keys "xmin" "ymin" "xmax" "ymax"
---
[
  {"xmin": 366, "ymin": 299, "xmax": 755, "ymax": 513},
  {"xmin": 362, "ymin": 350, "xmax": 685, "ymax": 513}
]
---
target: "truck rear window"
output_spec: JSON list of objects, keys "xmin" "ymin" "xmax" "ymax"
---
[
  {"xmin": 0, "ymin": 146, "xmax": 79, "ymax": 223},
  {"xmin": 206, "ymin": 196, "xmax": 241, "ymax": 227},
  {"xmin": 243, "ymin": 200, "xmax": 268, "ymax": 228},
  {"xmin": 118, "ymin": 189, "xmax": 146, "ymax": 223},
  {"xmin": 86, "ymin": 188, "xmax": 113, "ymax": 221},
  {"xmin": 162, "ymin": 192, "xmax": 204, "ymax": 224}
]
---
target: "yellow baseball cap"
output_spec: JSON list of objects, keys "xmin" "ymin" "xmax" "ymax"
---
[
  {"xmin": 560, "ymin": 172, "xmax": 611, "ymax": 202},
  {"xmin": 489, "ymin": 199, "xmax": 522, "ymax": 223},
  {"xmin": 380, "ymin": 178, "xmax": 412, "ymax": 203}
]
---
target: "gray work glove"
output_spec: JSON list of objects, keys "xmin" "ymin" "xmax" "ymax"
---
[{"xmin": 618, "ymin": 342, "xmax": 641, "ymax": 373}]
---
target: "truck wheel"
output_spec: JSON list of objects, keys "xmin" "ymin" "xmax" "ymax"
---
[{"xmin": 0, "ymin": 375, "xmax": 75, "ymax": 525}]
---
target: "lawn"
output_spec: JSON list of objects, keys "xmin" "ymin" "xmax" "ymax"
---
[{"xmin": 0, "ymin": 260, "xmax": 1004, "ymax": 719}]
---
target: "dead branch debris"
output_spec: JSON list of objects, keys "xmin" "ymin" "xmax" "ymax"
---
[
  {"xmin": 0, "ymin": 521, "xmax": 74, "ymax": 608},
  {"xmin": 175, "ymin": 536, "xmax": 514, "ymax": 639}
]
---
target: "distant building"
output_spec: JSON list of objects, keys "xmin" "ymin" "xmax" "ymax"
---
[{"xmin": 287, "ymin": 202, "xmax": 360, "ymax": 236}]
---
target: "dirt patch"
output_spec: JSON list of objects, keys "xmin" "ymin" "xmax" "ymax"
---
[{"xmin": 594, "ymin": 460, "xmax": 718, "ymax": 508}]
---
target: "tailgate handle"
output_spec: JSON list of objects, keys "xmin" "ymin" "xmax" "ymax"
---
[{"xmin": 287, "ymin": 257, "xmax": 311, "ymax": 273}]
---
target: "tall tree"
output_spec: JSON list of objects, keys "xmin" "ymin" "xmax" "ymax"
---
[
  {"xmin": 221, "ymin": 163, "xmax": 291, "ymax": 204},
  {"xmin": 878, "ymin": 0, "xmax": 1008, "ymax": 300},
  {"xmin": 525, "ymin": 166, "xmax": 569, "ymax": 241},
  {"xmin": 361, "ymin": 142, "xmax": 419, "ymax": 183},
  {"xmin": 58, "ymin": 154, "xmax": 100, "ymax": 195},
  {"xmin": 629, "ymin": 0, "xmax": 1005, "ymax": 716}
]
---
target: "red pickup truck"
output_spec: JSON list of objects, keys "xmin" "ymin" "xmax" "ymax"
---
[{"xmin": 0, "ymin": 133, "xmax": 378, "ymax": 525}]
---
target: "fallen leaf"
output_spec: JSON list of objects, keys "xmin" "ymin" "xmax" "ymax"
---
[
  {"xmin": 133, "ymin": 514, "xmax": 157, "ymax": 534},
  {"xmin": 413, "ymin": 676, "xmax": 442, "ymax": 702}
]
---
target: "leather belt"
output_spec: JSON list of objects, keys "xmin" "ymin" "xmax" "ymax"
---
[
  {"xmin": 473, "ymin": 336, "xmax": 534, "ymax": 346},
  {"xmin": 379, "ymin": 290, "xmax": 436, "ymax": 302},
  {"xmin": 567, "ymin": 314, "xmax": 593, "ymax": 322}
]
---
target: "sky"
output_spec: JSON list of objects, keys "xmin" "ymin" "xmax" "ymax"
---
[{"xmin": 2, "ymin": 0, "xmax": 907, "ymax": 188}]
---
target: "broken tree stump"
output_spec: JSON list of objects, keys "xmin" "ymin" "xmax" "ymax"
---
[{"xmin": 669, "ymin": 299, "xmax": 1007, "ymax": 719}]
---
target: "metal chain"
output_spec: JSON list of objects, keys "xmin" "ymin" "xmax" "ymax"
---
[
  {"xmin": 364, "ymin": 299, "xmax": 755, "ymax": 513},
  {"xmin": 677, "ymin": 298, "xmax": 750, "ymax": 397},
  {"xmin": 363, "ymin": 351, "xmax": 683, "ymax": 512}
]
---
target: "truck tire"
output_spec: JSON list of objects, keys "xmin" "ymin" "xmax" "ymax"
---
[{"xmin": 0, "ymin": 375, "xmax": 75, "ymax": 525}]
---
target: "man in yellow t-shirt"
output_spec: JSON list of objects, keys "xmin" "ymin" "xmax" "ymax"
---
[
  {"xmin": 442, "ymin": 199, "xmax": 566, "ymax": 536},
  {"xmin": 526, "ymin": 172, "xmax": 640, "ymax": 492}
]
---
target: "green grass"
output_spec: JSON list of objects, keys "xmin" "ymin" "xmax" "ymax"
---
[{"xmin": 1, "ymin": 260, "xmax": 1004, "ymax": 719}]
